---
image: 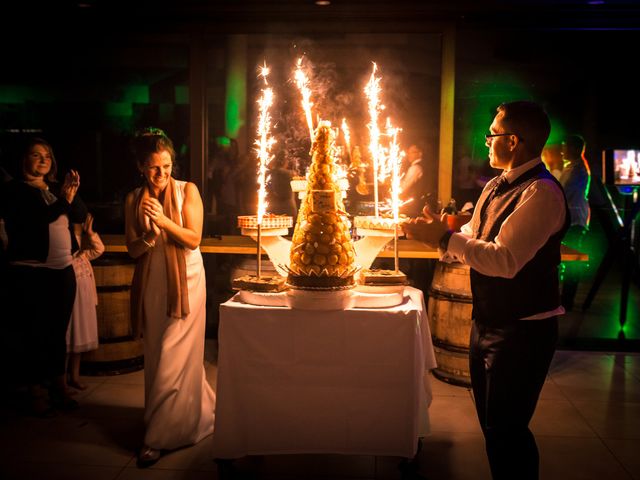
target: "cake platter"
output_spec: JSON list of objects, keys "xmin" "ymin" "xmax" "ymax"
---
[
  {"xmin": 237, "ymin": 214, "xmax": 293, "ymax": 237},
  {"xmin": 354, "ymin": 215, "xmax": 407, "ymax": 238},
  {"xmin": 352, "ymin": 290, "xmax": 404, "ymax": 308},
  {"xmin": 237, "ymin": 289, "xmax": 288, "ymax": 307},
  {"xmin": 285, "ymin": 288, "xmax": 355, "ymax": 310},
  {"xmin": 352, "ymin": 268, "xmax": 408, "ymax": 307}
]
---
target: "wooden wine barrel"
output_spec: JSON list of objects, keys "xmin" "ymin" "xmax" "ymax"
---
[
  {"xmin": 427, "ymin": 261, "xmax": 473, "ymax": 387},
  {"xmin": 81, "ymin": 254, "xmax": 144, "ymax": 375}
]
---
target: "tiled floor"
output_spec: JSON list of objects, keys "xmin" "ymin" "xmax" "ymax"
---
[
  {"xmin": 1, "ymin": 341, "xmax": 638, "ymax": 480},
  {"xmin": 2, "ymin": 232, "xmax": 637, "ymax": 479}
]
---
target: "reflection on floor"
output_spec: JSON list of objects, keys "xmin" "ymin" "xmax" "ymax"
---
[{"xmin": 1, "ymin": 341, "xmax": 639, "ymax": 480}]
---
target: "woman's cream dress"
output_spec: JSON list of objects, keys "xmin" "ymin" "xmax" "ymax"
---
[{"xmin": 142, "ymin": 180, "xmax": 215, "ymax": 449}]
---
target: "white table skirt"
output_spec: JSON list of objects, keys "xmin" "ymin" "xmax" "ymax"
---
[{"xmin": 212, "ymin": 286, "xmax": 437, "ymax": 459}]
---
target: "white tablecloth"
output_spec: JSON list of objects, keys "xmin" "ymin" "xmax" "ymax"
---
[{"xmin": 212, "ymin": 286, "xmax": 437, "ymax": 459}]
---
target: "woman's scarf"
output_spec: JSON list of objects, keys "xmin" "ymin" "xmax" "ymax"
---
[{"xmin": 130, "ymin": 177, "xmax": 189, "ymax": 337}]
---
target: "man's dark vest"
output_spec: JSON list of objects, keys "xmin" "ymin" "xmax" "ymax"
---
[{"xmin": 470, "ymin": 163, "xmax": 570, "ymax": 326}]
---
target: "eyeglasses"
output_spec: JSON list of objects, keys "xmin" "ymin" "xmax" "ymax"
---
[{"xmin": 485, "ymin": 132, "xmax": 519, "ymax": 141}]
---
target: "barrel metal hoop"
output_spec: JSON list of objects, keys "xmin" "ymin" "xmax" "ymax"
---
[
  {"xmin": 431, "ymin": 336, "xmax": 470, "ymax": 354},
  {"xmin": 428, "ymin": 288, "xmax": 473, "ymax": 303},
  {"xmin": 98, "ymin": 335, "xmax": 137, "ymax": 344},
  {"xmin": 97, "ymin": 285, "xmax": 131, "ymax": 293}
]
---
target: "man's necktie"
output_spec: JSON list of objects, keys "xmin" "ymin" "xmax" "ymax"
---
[{"xmin": 479, "ymin": 175, "xmax": 509, "ymax": 223}]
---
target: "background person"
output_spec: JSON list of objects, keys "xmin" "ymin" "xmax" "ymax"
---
[
  {"xmin": 0, "ymin": 137, "xmax": 84, "ymax": 416},
  {"xmin": 124, "ymin": 127, "xmax": 215, "ymax": 468},
  {"xmin": 268, "ymin": 151, "xmax": 297, "ymax": 217},
  {"xmin": 403, "ymin": 101, "xmax": 569, "ymax": 480},
  {"xmin": 400, "ymin": 144, "xmax": 427, "ymax": 216},
  {"xmin": 65, "ymin": 212, "xmax": 104, "ymax": 391},
  {"xmin": 542, "ymin": 143, "xmax": 563, "ymax": 180},
  {"xmin": 559, "ymin": 134, "xmax": 591, "ymax": 311}
]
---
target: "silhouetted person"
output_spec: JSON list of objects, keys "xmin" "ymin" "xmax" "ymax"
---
[
  {"xmin": 268, "ymin": 152, "xmax": 297, "ymax": 217},
  {"xmin": 542, "ymin": 143, "xmax": 563, "ymax": 180},
  {"xmin": 558, "ymin": 134, "xmax": 591, "ymax": 311},
  {"xmin": 400, "ymin": 144, "xmax": 427, "ymax": 216}
]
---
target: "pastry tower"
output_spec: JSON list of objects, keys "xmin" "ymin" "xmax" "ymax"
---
[{"xmin": 287, "ymin": 122, "xmax": 357, "ymax": 289}]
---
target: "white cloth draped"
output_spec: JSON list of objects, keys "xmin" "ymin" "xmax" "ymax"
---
[{"xmin": 212, "ymin": 286, "xmax": 436, "ymax": 459}]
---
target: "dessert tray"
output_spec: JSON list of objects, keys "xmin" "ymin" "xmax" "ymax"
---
[
  {"xmin": 233, "ymin": 284, "xmax": 407, "ymax": 309},
  {"xmin": 231, "ymin": 274, "xmax": 287, "ymax": 293},
  {"xmin": 351, "ymin": 289, "xmax": 404, "ymax": 308},
  {"xmin": 359, "ymin": 268, "xmax": 408, "ymax": 286},
  {"xmin": 354, "ymin": 215, "xmax": 407, "ymax": 237},
  {"xmin": 285, "ymin": 288, "xmax": 355, "ymax": 310},
  {"xmin": 237, "ymin": 289, "xmax": 289, "ymax": 307},
  {"xmin": 237, "ymin": 214, "xmax": 293, "ymax": 236}
]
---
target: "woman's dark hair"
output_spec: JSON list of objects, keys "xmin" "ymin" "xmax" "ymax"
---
[
  {"xmin": 22, "ymin": 137, "xmax": 58, "ymax": 183},
  {"xmin": 131, "ymin": 127, "xmax": 176, "ymax": 167}
]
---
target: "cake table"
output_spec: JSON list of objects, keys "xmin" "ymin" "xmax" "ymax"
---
[{"xmin": 212, "ymin": 286, "xmax": 437, "ymax": 459}]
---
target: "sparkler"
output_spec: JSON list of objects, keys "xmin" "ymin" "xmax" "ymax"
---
[
  {"xmin": 254, "ymin": 62, "xmax": 276, "ymax": 278},
  {"xmin": 334, "ymin": 162, "xmax": 350, "ymax": 193},
  {"xmin": 364, "ymin": 62, "xmax": 382, "ymax": 217},
  {"xmin": 341, "ymin": 118, "xmax": 351, "ymax": 160},
  {"xmin": 386, "ymin": 118, "xmax": 403, "ymax": 272},
  {"xmin": 294, "ymin": 57, "xmax": 315, "ymax": 144}
]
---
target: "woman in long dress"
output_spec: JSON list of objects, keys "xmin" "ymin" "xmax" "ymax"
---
[{"xmin": 124, "ymin": 128, "xmax": 215, "ymax": 468}]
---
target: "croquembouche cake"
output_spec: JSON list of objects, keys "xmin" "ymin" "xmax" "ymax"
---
[{"xmin": 287, "ymin": 122, "xmax": 357, "ymax": 290}]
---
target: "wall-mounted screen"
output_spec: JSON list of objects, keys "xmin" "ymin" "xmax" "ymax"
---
[{"xmin": 602, "ymin": 149, "xmax": 640, "ymax": 186}]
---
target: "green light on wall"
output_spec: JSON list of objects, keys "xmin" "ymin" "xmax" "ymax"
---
[
  {"xmin": 106, "ymin": 102, "xmax": 133, "ymax": 117},
  {"xmin": 0, "ymin": 86, "xmax": 51, "ymax": 103},
  {"xmin": 175, "ymin": 85, "xmax": 189, "ymax": 105},
  {"xmin": 0, "ymin": 87, "xmax": 30, "ymax": 103},
  {"xmin": 224, "ymin": 35, "xmax": 248, "ymax": 143},
  {"xmin": 225, "ymin": 72, "xmax": 245, "ymax": 138},
  {"xmin": 460, "ymin": 74, "xmax": 565, "ymax": 162},
  {"xmin": 216, "ymin": 136, "xmax": 231, "ymax": 147},
  {"xmin": 123, "ymin": 85, "xmax": 149, "ymax": 104},
  {"xmin": 547, "ymin": 120, "xmax": 567, "ymax": 146}
]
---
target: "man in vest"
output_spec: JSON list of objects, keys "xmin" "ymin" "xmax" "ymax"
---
[{"xmin": 403, "ymin": 101, "xmax": 569, "ymax": 480}]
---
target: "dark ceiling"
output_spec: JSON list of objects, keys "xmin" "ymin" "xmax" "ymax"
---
[{"xmin": 5, "ymin": 0, "xmax": 640, "ymax": 34}]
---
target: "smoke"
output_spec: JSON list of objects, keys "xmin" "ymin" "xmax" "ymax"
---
[{"xmin": 250, "ymin": 35, "xmax": 419, "ymax": 175}]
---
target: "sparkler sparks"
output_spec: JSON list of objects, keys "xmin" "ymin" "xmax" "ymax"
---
[
  {"xmin": 294, "ymin": 57, "xmax": 315, "ymax": 144},
  {"xmin": 386, "ymin": 118, "xmax": 403, "ymax": 224},
  {"xmin": 365, "ymin": 62, "xmax": 383, "ymax": 217},
  {"xmin": 255, "ymin": 63, "xmax": 276, "ymax": 225},
  {"xmin": 341, "ymin": 118, "xmax": 351, "ymax": 159},
  {"xmin": 385, "ymin": 117, "xmax": 405, "ymax": 272}
]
